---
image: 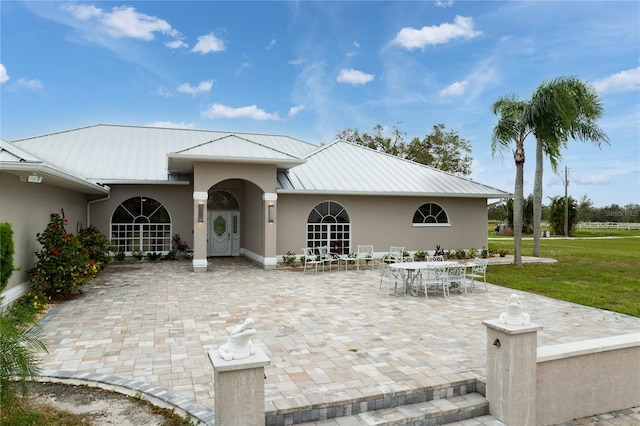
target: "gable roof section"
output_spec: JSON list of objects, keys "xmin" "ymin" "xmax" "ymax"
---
[
  {"xmin": 168, "ymin": 134, "xmax": 305, "ymax": 173},
  {"xmin": 0, "ymin": 138, "xmax": 109, "ymax": 194},
  {"xmin": 11, "ymin": 124, "xmax": 316, "ymax": 183},
  {"xmin": 277, "ymin": 140, "xmax": 510, "ymax": 198}
]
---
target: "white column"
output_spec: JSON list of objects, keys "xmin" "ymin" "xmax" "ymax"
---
[
  {"xmin": 193, "ymin": 191, "xmax": 208, "ymax": 272},
  {"xmin": 263, "ymin": 193, "xmax": 277, "ymax": 269}
]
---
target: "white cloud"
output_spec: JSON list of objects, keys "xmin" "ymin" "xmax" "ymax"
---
[
  {"xmin": 17, "ymin": 78, "xmax": 43, "ymax": 90},
  {"xmin": 393, "ymin": 15, "xmax": 481, "ymax": 50},
  {"xmin": 571, "ymin": 173, "xmax": 614, "ymax": 185},
  {"xmin": 266, "ymin": 39, "xmax": 276, "ymax": 50},
  {"xmin": 337, "ymin": 68, "xmax": 374, "ymax": 85},
  {"xmin": 288, "ymin": 105, "xmax": 305, "ymax": 118},
  {"xmin": 177, "ymin": 80, "xmax": 213, "ymax": 96},
  {"xmin": 0, "ymin": 64, "xmax": 9, "ymax": 84},
  {"xmin": 201, "ymin": 104, "xmax": 280, "ymax": 120},
  {"xmin": 146, "ymin": 121, "xmax": 195, "ymax": 129},
  {"xmin": 166, "ymin": 39, "xmax": 188, "ymax": 49},
  {"xmin": 289, "ymin": 58, "xmax": 306, "ymax": 66},
  {"xmin": 592, "ymin": 67, "xmax": 640, "ymax": 94},
  {"xmin": 62, "ymin": 4, "xmax": 183, "ymax": 47},
  {"xmin": 65, "ymin": 4, "xmax": 101, "ymax": 20},
  {"xmin": 434, "ymin": 0, "xmax": 454, "ymax": 7},
  {"xmin": 192, "ymin": 33, "xmax": 226, "ymax": 54},
  {"xmin": 440, "ymin": 80, "xmax": 468, "ymax": 96},
  {"xmin": 104, "ymin": 6, "xmax": 176, "ymax": 40},
  {"xmin": 154, "ymin": 87, "xmax": 173, "ymax": 98}
]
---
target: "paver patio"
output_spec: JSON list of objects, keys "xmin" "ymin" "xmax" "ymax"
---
[{"xmin": 36, "ymin": 257, "xmax": 640, "ymax": 423}]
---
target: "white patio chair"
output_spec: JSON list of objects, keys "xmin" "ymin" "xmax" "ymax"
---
[
  {"xmin": 421, "ymin": 263, "xmax": 449, "ymax": 299},
  {"xmin": 302, "ymin": 247, "xmax": 322, "ymax": 274},
  {"xmin": 446, "ymin": 264, "xmax": 468, "ymax": 296},
  {"xmin": 388, "ymin": 246, "xmax": 405, "ymax": 263},
  {"xmin": 356, "ymin": 245, "xmax": 374, "ymax": 270},
  {"xmin": 466, "ymin": 257, "xmax": 489, "ymax": 292},
  {"xmin": 318, "ymin": 246, "xmax": 334, "ymax": 272},
  {"xmin": 378, "ymin": 261, "xmax": 404, "ymax": 297}
]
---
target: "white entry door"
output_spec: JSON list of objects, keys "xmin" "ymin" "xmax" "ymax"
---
[{"xmin": 208, "ymin": 211, "xmax": 240, "ymax": 256}]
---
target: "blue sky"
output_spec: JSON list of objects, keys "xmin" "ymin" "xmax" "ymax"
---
[{"xmin": 1, "ymin": 1, "xmax": 638, "ymax": 208}]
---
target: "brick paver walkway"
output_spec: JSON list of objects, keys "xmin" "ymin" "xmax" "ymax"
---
[{"xmin": 36, "ymin": 258, "xmax": 640, "ymax": 424}]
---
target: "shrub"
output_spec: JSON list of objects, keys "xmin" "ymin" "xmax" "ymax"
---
[
  {"xmin": 414, "ymin": 250, "xmax": 427, "ymax": 261},
  {"xmin": 77, "ymin": 225, "xmax": 112, "ymax": 270},
  {"xmin": 28, "ymin": 213, "xmax": 98, "ymax": 300},
  {"xmin": 0, "ymin": 222, "xmax": 15, "ymax": 294},
  {"xmin": 283, "ymin": 251, "xmax": 297, "ymax": 267},
  {"xmin": 132, "ymin": 250, "xmax": 145, "ymax": 260},
  {"xmin": 146, "ymin": 252, "xmax": 161, "ymax": 261},
  {"xmin": 115, "ymin": 251, "xmax": 126, "ymax": 261}
]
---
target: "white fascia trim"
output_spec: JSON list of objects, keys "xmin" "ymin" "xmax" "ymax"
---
[
  {"xmin": 2, "ymin": 162, "xmax": 110, "ymax": 194},
  {"xmin": 276, "ymin": 190, "xmax": 511, "ymax": 198}
]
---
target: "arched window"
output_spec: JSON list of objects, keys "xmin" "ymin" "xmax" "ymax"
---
[
  {"xmin": 412, "ymin": 203, "xmax": 449, "ymax": 226},
  {"xmin": 307, "ymin": 201, "xmax": 351, "ymax": 254},
  {"xmin": 208, "ymin": 190, "xmax": 240, "ymax": 210},
  {"xmin": 111, "ymin": 197, "xmax": 172, "ymax": 253}
]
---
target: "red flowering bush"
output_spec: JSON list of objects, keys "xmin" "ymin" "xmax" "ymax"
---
[{"xmin": 29, "ymin": 213, "xmax": 97, "ymax": 300}]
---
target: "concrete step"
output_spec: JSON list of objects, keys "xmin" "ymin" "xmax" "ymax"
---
[{"xmin": 296, "ymin": 392, "xmax": 504, "ymax": 425}]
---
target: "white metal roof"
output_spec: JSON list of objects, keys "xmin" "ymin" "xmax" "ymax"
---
[
  {"xmin": 168, "ymin": 134, "xmax": 305, "ymax": 172},
  {"xmin": 0, "ymin": 138, "xmax": 109, "ymax": 194},
  {"xmin": 8, "ymin": 124, "xmax": 511, "ymax": 199},
  {"xmin": 277, "ymin": 140, "xmax": 510, "ymax": 198},
  {"xmin": 11, "ymin": 124, "xmax": 316, "ymax": 182}
]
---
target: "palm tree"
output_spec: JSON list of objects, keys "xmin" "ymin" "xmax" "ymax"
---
[
  {"xmin": 491, "ymin": 95, "xmax": 532, "ymax": 267},
  {"xmin": 0, "ymin": 301, "xmax": 48, "ymax": 416},
  {"xmin": 528, "ymin": 77, "xmax": 608, "ymax": 256}
]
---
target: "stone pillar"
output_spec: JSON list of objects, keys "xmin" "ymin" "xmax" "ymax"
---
[
  {"xmin": 482, "ymin": 319, "xmax": 542, "ymax": 426},
  {"xmin": 193, "ymin": 191, "xmax": 208, "ymax": 272},
  {"xmin": 209, "ymin": 348, "xmax": 271, "ymax": 426}
]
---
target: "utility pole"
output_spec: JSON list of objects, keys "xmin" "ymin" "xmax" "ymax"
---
[{"xmin": 564, "ymin": 166, "xmax": 569, "ymax": 237}]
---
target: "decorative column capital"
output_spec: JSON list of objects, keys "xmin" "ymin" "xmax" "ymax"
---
[
  {"xmin": 262, "ymin": 193, "xmax": 277, "ymax": 201},
  {"xmin": 193, "ymin": 191, "xmax": 208, "ymax": 201}
]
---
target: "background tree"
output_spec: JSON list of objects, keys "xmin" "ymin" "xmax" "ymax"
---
[
  {"xmin": 576, "ymin": 195, "xmax": 594, "ymax": 223},
  {"xmin": 491, "ymin": 95, "xmax": 532, "ymax": 266},
  {"xmin": 405, "ymin": 124, "xmax": 472, "ymax": 176},
  {"xmin": 548, "ymin": 195, "xmax": 577, "ymax": 236},
  {"xmin": 528, "ymin": 77, "xmax": 608, "ymax": 256},
  {"xmin": 336, "ymin": 124, "xmax": 405, "ymax": 157},
  {"xmin": 336, "ymin": 123, "xmax": 473, "ymax": 176}
]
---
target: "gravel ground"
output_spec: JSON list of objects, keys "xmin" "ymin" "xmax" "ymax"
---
[{"xmin": 22, "ymin": 381, "xmax": 189, "ymax": 425}]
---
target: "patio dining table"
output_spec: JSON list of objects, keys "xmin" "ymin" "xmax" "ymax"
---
[{"xmin": 389, "ymin": 261, "xmax": 458, "ymax": 296}]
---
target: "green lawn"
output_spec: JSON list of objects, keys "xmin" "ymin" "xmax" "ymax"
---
[{"xmin": 485, "ymin": 230, "xmax": 640, "ymax": 317}]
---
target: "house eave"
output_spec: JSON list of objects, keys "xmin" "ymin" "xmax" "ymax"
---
[{"xmin": 0, "ymin": 162, "xmax": 110, "ymax": 195}]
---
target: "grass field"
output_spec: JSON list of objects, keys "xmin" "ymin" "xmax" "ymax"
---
[{"xmin": 485, "ymin": 228, "xmax": 640, "ymax": 317}]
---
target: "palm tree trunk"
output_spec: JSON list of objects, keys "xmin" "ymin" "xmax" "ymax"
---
[
  {"xmin": 513, "ymin": 147, "xmax": 524, "ymax": 267},
  {"xmin": 533, "ymin": 136, "xmax": 543, "ymax": 257}
]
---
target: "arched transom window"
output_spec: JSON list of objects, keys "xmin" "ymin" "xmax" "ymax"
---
[
  {"xmin": 307, "ymin": 201, "xmax": 351, "ymax": 254},
  {"xmin": 110, "ymin": 196, "xmax": 172, "ymax": 253},
  {"xmin": 413, "ymin": 202, "xmax": 449, "ymax": 225},
  {"xmin": 208, "ymin": 190, "xmax": 240, "ymax": 210}
]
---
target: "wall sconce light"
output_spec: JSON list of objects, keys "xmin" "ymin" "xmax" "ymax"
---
[
  {"xmin": 268, "ymin": 204, "xmax": 275, "ymax": 223},
  {"xmin": 197, "ymin": 203, "xmax": 204, "ymax": 223},
  {"xmin": 20, "ymin": 174, "xmax": 43, "ymax": 184}
]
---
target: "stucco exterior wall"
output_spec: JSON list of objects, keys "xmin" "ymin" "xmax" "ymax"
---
[
  {"xmin": 88, "ymin": 184, "xmax": 195, "ymax": 249},
  {"xmin": 536, "ymin": 336, "xmax": 640, "ymax": 425},
  {"xmin": 0, "ymin": 171, "xmax": 88, "ymax": 297},
  {"xmin": 275, "ymin": 194, "xmax": 488, "ymax": 256}
]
